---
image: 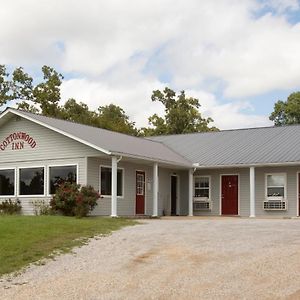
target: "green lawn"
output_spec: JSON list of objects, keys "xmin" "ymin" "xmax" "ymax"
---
[{"xmin": 0, "ymin": 215, "xmax": 136, "ymax": 276}]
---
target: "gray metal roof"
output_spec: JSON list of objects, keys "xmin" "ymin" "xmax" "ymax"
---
[
  {"xmin": 4, "ymin": 108, "xmax": 300, "ymax": 168},
  {"xmin": 3, "ymin": 108, "xmax": 192, "ymax": 167},
  {"xmin": 150, "ymin": 126, "xmax": 300, "ymax": 167}
]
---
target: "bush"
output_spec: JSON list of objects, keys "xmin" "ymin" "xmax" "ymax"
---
[
  {"xmin": 0, "ymin": 199, "xmax": 22, "ymax": 215},
  {"xmin": 50, "ymin": 182, "xmax": 100, "ymax": 217},
  {"xmin": 31, "ymin": 200, "xmax": 52, "ymax": 216}
]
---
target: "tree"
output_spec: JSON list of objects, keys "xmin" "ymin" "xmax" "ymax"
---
[
  {"xmin": 0, "ymin": 65, "xmax": 139, "ymax": 135},
  {"xmin": 97, "ymin": 104, "xmax": 138, "ymax": 135},
  {"xmin": 61, "ymin": 101, "xmax": 138, "ymax": 135},
  {"xmin": 141, "ymin": 87, "xmax": 218, "ymax": 136},
  {"xmin": 61, "ymin": 99, "xmax": 97, "ymax": 126},
  {"xmin": 0, "ymin": 65, "xmax": 63, "ymax": 115},
  {"xmin": 270, "ymin": 92, "xmax": 300, "ymax": 126}
]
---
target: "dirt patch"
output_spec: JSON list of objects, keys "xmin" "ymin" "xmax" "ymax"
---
[
  {"xmin": 285, "ymin": 289, "xmax": 300, "ymax": 300},
  {"xmin": 1, "ymin": 218, "xmax": 300, "ymax": 300}
]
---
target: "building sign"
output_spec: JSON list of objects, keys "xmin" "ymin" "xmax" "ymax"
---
[{"xmin": 0, "ymin": 132, "xmax": 37, "ymax": 151}]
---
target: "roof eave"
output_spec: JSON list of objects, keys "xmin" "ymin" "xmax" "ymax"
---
[
  {"xmin": 111, "ymin": 151, "xmax": 193, "ymax": 168},
  {"xmin": 194, "ymin": 161, "xmax": 300, "ymax": 169}
]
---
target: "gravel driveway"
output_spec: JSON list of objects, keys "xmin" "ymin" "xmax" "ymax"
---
[{"xmin": 1, "ymin": 217, "xmax": 300, "ymax": 300}]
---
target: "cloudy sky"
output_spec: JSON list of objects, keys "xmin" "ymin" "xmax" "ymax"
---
[{"xmin": 1, "ymin": 0, "xmax": 300, "ymax": 129}]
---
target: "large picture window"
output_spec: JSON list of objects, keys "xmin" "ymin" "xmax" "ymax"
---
[
  {"xmin": 49, "ymin": 165, "xmax": 77, "ymax": 194},
  {"xmin": 0, "ymin": 169, "xmax": 15, "ymax": 196},
  {"xmin": 100, "ymin": 167, "xmax": 123, "ymax": 196},
  {"xmin": 194, "ymin": 176, "xmax": 210, "ymax": 198},
  {"xmin": 266, "ymin": 173, "xmax": 286, "ymax": 199},
  {"xmin": 19, "ymin": 167, "xmax": 44, "ymax": 195}
]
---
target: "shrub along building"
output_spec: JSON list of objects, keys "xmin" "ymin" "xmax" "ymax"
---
[{"xmin": 1, "ymin": 107, "xmax": 300, "ymax": 217}]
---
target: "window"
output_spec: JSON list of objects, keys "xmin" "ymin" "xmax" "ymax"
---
[
  {"xmin": 266, "ymin": 174, "xmax": 286, "ymax": 199},
  {"xmin": 100, "ymin": 167, "xmax": 123, "ymax": 196},
  {"xmin": 49, "ymin": 165, "xmax": 77, "ymax": 194},
  {"xmin": 0, "ymin": 169, "xmax": 15, "ymax": 196},
  {"xmin": 19, "ymin": 167, "xmax": 44, "ymax": 195},
  {"xmin": 194, "ymin": 176, "xmax": 210, "ymax": 198},
  {"xmin": 136, "ymin": 173, "xmax": 144, "ymax": 195}
]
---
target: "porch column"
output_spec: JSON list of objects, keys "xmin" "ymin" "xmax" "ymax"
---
[
  {"xmin": 188, "ymin": 169, "xmax": 193, "ymax": 216},
  {"xmin": 153, "ymin": 162, "xmax": 158, "ymax": 217},
  {"xmin": 250, "ymin": 166, "xmax": 255, "ymax": 218},
  {"xmin": 111, "ymin": 156, "xmax": 118, "ymax": 217}
]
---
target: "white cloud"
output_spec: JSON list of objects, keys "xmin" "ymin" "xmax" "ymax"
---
[
  {"xmin": 61, "ymin": 79, "xmax": 273, "ymax": 129},
  {"xmin": 60, "ymin": 76, "xmax": 166, "ymax": 128},
  {"xmin": 185, "ymin": 89, "xmax": 273, "ymax": 129},
  {"xmin": 0, "ymin": 0, "xmax": 299, "ymax": 129}
]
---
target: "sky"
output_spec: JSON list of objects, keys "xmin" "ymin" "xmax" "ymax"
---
[{"xmin": 1, "ymin": 0, "xmax": 300, "ymax": 130}]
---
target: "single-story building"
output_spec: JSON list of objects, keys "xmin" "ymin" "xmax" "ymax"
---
[{"xmin": 0, "ymin": 107, "xmax": 300, "ymax": 218}]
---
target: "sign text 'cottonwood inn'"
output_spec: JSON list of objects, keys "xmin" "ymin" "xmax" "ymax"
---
[{"xmin": 0, "ymin": 132, "xmax": 37, "ymax": 151}]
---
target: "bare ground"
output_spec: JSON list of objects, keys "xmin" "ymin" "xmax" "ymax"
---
[{"xmin": 1, "ymin": 217, "xmax": 300, "ymax": 299}]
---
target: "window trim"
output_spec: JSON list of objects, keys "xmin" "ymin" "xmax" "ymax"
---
[
  {"xmin": 0, "ymin": 167, "xmax": 17, "ymax": 198},
  {"xmin": 193, "ymin": 175, "xmax": 211, "ymax": 201},
  {"xmin": 47, "ymin": 163, "xmax": 79, "ymax": 196},
  {"xmin": 99, "ymin": 165, "xmax": 124, "ymax": 198},
  {"xmin": 18, "ymin": 165, "xmax": 46, "ymax": 198},
  {"xmin": 265, "ymin": 173, "xmax": 287, "ymax": 201}
]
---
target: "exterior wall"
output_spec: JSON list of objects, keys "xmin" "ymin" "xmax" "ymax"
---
[
  {"xmin": 0, "ymin": 116, "xmax": 101, "ymax": 163},
  {"xmin": 0, "ymin": 117, "xmax": 103, "ymax": 214},
  {"xmin": 193, "ymin": 168, "xmax": 250, "ymax": 216},
  {"xmin": 255, "ymin": 166, "xmax": 299, "ymax": 217},
  {"xmin": 0, "ymin": 157, "xmax": 86, "ymax": 215},
  {"xmin": 87, "ymin": 157, "xmax": 154, "ymax": 216},
  {"xmin": 157, "ymin": 168, "xmax": 189, "ymax": 216},
  {"xmin": 87, "ymin": 158, "xmax": 184, "ymax": 216},
  {"xmin": 193, "ymin": 166, "xmax": 300, "ymax": 217},
  {"xmin": 179, "ymin": 170, "xmax": 189, "ymax": 215},
  {"xmin": 2, "ymin": 115, "xmax": 299, "ymax": 217},
  {"xmin": 157, "ymin": 168, "xmax": 171, "ymax": 215}
]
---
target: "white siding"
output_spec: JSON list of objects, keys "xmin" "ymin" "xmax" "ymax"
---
[
  {"xmin": 0, "ymin": 116, "xmax": 101, "ymax": 163},
  {"xmin": 87, "ymin": 157, "xmax": 155, "ymax": 216},
  {"xmin": 179, "ymin": 170, "xmax": 189, "ymax": 215},
  {"xmin": 0, "ymin": 116, "xmax": 103, "ymax": 214},
  {"xmin": 255, "ymin": 166, "xmax": 299, "ymax": 217},
  {"xmin": 192, "ymin": 166, "xmax": 300, "ymax": 217},
  {"xmin": 193, "ymin": 168, "xmax": 249, "ymax": 216},
  {"xmin": 87, "ymin": 158, "xmax": 184, "ymax": 216},
  {"xmin": 0, "ymin": 158, "xmax": 86, "ymax": 215},
  {"xmin": 156, "ymin": 168, "xmax": 186, "ymax": 216}
]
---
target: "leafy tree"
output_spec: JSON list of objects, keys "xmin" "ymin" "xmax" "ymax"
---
[
  {"xmin": 60, "ymin": 101, "xmax": 138, "ymax": 135},
  {"xmin": 270, "ymin": 92, "xmax": 300, "ymax": 126},
  {"xmin": 0, "ymin": 65, "xmax": 11, "ymax": 105},
  {"xmin": 141, "ymin": 87, "xmax": 218, "ymax": 136},
  {"xmin": 32, "ymin": 66, "xmax": 63, "ymax": 116},
  {"xmin": 61, "ymin": 99, "xmax": 97, "ymax": 126},
  {"xmin": 0, "ymin": 65, "xmax": 139, "ymax": 135},
  {"xmin": 97, "ymin": 104, "xmax": 138, "ymax": 135},
  {"xmin": 0, "ymin": 65, "xmax": 63, "ymax": 115}
]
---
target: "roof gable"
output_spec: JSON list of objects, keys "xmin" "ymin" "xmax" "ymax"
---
[{"xmin": 0, "ymin": 108, "xmax": 191, "ymax": 167}]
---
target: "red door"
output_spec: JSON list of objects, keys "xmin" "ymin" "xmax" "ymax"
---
[
  {"xmin": 136, "ymin": 171, "xmax": 145, "ymax": 214},
  {"xmin": 221, "ymin": 175, "xmax": 238, "ymax": 215}
]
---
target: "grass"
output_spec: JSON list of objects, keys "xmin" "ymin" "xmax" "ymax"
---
[{"xmin": 0, "ymin": 215, "xmax": 136, "ymax": 276}]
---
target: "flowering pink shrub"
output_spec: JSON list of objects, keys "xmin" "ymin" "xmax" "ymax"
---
[{"xmin": 50, "ymin": 182, "xmax": 100, "ymax": 217}]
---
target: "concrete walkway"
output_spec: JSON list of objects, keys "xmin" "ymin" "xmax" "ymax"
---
[{"xmin": 1, "ymin": 218, "xmax": 300, "ymax": 299}]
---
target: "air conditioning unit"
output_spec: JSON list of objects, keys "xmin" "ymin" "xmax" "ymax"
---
[
  {"xmin": 263, "ymin": 200, "xmax": 287, "ymax": 210},
  {"xmin": 193, "ymin": 200, "xmax": 212, "ymax": 211}
]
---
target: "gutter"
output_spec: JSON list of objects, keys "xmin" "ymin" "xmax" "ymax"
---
[
  {"xmin": 110, "ymin": 151, "xmax": 193, "ymax": 168},
  {"xmin": 193, "ymin": 161, "xmax": 300, "ymax": 169}
]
